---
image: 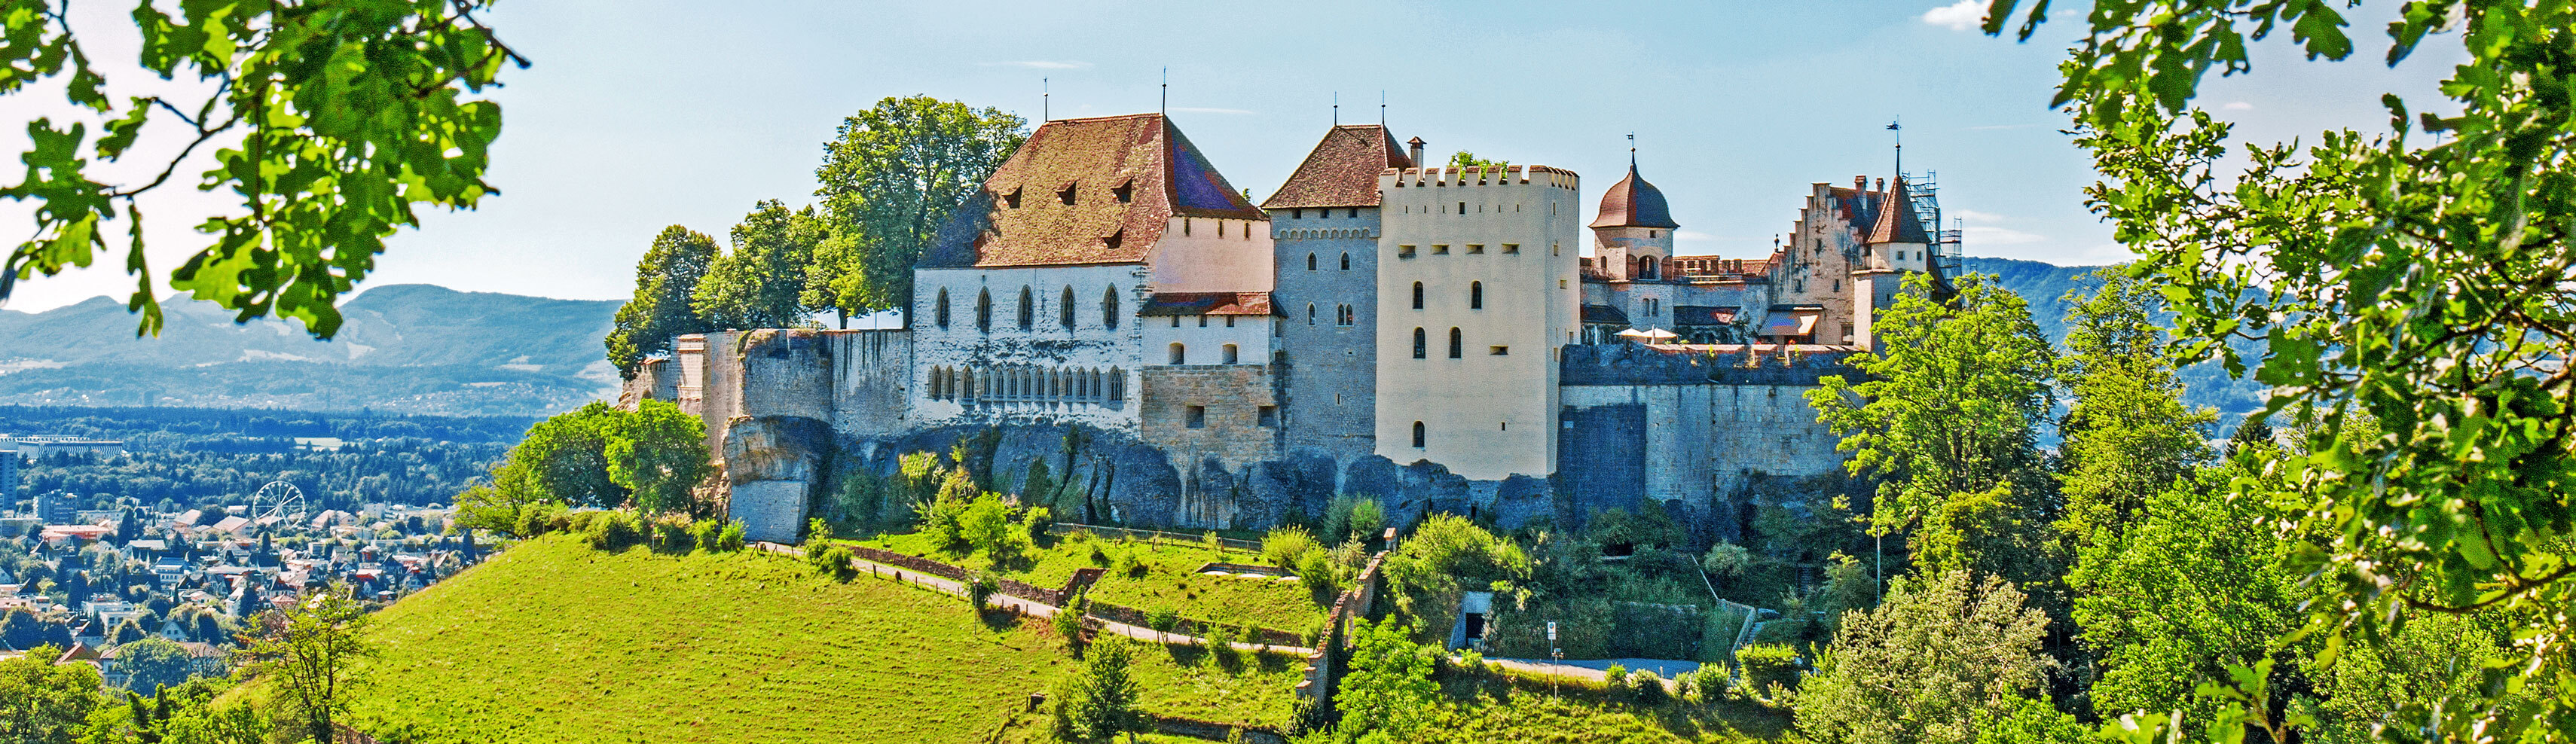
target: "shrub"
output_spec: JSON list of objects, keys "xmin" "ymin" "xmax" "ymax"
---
[
  {"xmin": 652, "ymin": 517, "xmax": 694, "ymax": 553},
  {"xmin": 805, "ymin": 517, "xmax": 834, "ymax": 544},
  {"xmin": 1146, "ymin": 606, "xmax": 1180, "ymax": 634},
  {"xmin": 1736, "ymin": 643, "xmax": 1801, "ymax": 696},
  {"xmin": 808, "ymin": 545, "xmax": 854, "ymax": 579},
  {"xmin": 1687, "ymin": 665, "xmax": 1729, "ymax": 701},
  {"xmin": 1205, "ymin": 622, "xmax": 1239, "ymax": 665},
  {"xmin": 1297, "ymin": 550, "xmax": 1339, "ymax": 598},
  {"xmin": 1261, "ymin": 526, "xmax": 1316, "ymax": 571},
  {"xmin": 1022, "ymin": 505, "xmax": 1054, "ymax": 545},
  {"xmin": 690, "ymin": 520, "xmax": 724, "ymax": 552},
  {"xmin": 1604, "ymin": 663, "xmax": 1629, "ymax": 689},
  {"xmin": 588, "ymin": 511, "xmax": 641, "ymax": 550},
  {"xmin": 1111, "ymin": 547, "xmax": 1142, "ymax": 578},
  {"xmin": 1055, "ymin": 593, "xmax": 1089, "ymax": 652},
  {"xmin": 716, "ymin": 521, "xmax": 746, "ymax": 551},
  {"xmin": 967, "ymin": 572, "xmax": 998, "ymax": 611},
  {"xmin": 1631, "ymin": 669, "xmax": 1670, "ymax": 706},
  {"xmin": 1304, "ymin": 617, "xmax": 1331, "ymax": 649},
  {"xmin": 1670, "ymin": 669, "xmax": 1697, "ymax": 701},
  {"xmin": 1087, "ymin": 540, "xmax": 1111, "ymax": 566},
  {"xmin": 1347, "ymin": 499, "xmax": 1387, "ymax": 542}
]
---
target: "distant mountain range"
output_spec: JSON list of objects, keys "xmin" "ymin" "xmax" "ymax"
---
[
  {"xmin": 0, "ymin": 285, "xmax": 620, "ymax": 416},
  {"xmin": 1960, "ymin": 256, "xmax": 2266, "ymax": 425}
]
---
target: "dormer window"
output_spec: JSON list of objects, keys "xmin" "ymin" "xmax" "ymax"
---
[
  {"xmin": 1058, "ymin": 183, "xmax": 1077, "ymax": 206},
  {"xmin": 1003, "ymin": 187, "xmax": 1022, "ymax": 209},
  {"xmin": 1112, "ymin": 180, "xmax": 1133, "ymax": 203},
  {"xmin": 1104, "ymin": 229, "xmax": 1123, "ymax": 251}
]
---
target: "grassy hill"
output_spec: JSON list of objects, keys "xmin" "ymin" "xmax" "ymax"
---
[{"xmin": 347, "ymin": 535, "xmax": 1305, "ymax": 743}]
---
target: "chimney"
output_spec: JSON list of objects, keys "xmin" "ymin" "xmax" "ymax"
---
[
  {"xmin": 1407, "ymin": 137, "xmax": 1426, "ymax": 169},
  {"xmin": 1854, "ymin": 175, "xmax": 1867, "ymax": 192},
  {"xmin": 1876, "ymin": 178, "xmax": 1886, "ymax": 194}
]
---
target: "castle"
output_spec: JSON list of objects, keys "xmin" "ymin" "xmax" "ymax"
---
[{"xmin": 622, "ymin": 114, "xmax": 1956, "ymax": 543}]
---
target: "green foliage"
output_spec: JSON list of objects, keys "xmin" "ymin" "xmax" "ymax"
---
[
  {"xmin": 964, "ymin": 572, "xmax": 996, "ymax": 611},
  {"xmin": 1630, "ymin": 669, "xmax": 1670, "ymax": 706},
  {"xmin": 807, "ymin": 545, "xmax": 854, "ymax": 581},
  {"xmin": 1446, "ymin": 151, "xmax": 1508, "ymax": 170},
  {"xmin": 2053, "ymin": 270, "xmax": 2214, "ymax": 545},
  {"xmin": 1982, "ymin": 0, "xmax": 2576, "ymax": 738},
  {"xmin": 1261, "ymin": 526, "xmax": 1316, "ymax": 571},
  {"xmin": 1807, "ymin": 273, "xmax": 2056, "ymax": 582},
  {"xmin": 1332, "ymin": 619, "xmax": 1438, "ymax": 741},
  {"xmin": 0, "ymin": 644, "xmax": 104, "ymax": 743},
  {"xmin": 238, "ymin": 592, "xmax": 376, "ymax": 744},
  {"xmin": 958, "ymin": 493, "xmax": 1016, "ymax": 560},
  {"xmin": 1058, "ymin": 637, "xmax": 1144, "ymax": 743},
  {"xmin": 0, "ymin": 0, "xmax": 521, "ymax": 337},
  {"xmin": 1383, "ymin": 514, "xmax": 1532, "ymax": 630},
  {"xmin": 1792, "ymin": 571, "xmax": 2054, "ymax": 744},
  {"xmin": 110, "ymin": 636, "xmax": 195, "ymax": 694},
  {"xmin": 1734, "ymin": 643, "xmax": 1799, "ymax": 698},
  {"xmin": 1971, "ymin": 697, "xmax": 2087, "ymax": 744},
  {"xmin": 1054, "ymin": 592, "xmax": 1088, "ymax": 652},
  {"xmin": 512, "ymin": 403, "xmax": 628, "ymax": 508},
  {"xmin": 692, "ymin": 200, "xmax": 827, "ymax": 330},
  {"xmin": 811, "ymin": 96, "xmax": 1028, "ymax": 315},
  {"xmin": 602, "ymin": 400, "xmax": 711, "ymax": 516},
  {"xmin": 605, "ymin": 226, "xmax": 719, "ymax": 377},
  {"xmin": 1316, "ymin": 495, "xmax": 1386, "ymax": 546},
  {"xmin": 1146, "ymin": 606, "xmax": 1180, "ymax": 634}
]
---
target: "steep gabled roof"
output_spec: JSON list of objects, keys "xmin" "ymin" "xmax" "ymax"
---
[
  {"xmin": 1262, "ymin": 125, "xmax": 1413, "ymax": 209},
  {"xmin": 1589, "ymin": 160, "xmax": 1679, "ymax": 229},
  {"xmin": 1137, "ymin": 291, "xmax": 1277, "ymax": 317},
  {"xmin": 921, "ymin": 114, "xmax": 1267, "ymax": 269},
  {"xmin": 1868, "ymin": 176, "xmax": 1933, "ymax": 245}
]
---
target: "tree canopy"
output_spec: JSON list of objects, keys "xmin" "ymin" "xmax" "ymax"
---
[
  {"xmin": 810, "ymin": 96, "xmax": 1026, "ymax": 319},
  {"xmin": 0, "ymin": 0, "xmax": 524, "ymax": 338},
  {"xmin": 606, "ymin": 227, "xmax": 719, "ymax": 379}
]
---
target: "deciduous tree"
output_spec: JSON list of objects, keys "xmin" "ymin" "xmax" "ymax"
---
[
  {"xmin": 0, "ymin": 0, "xmax": 522, "ymax": 337},
  {"xmin": 0, "ymin": 644, "xmax": 104, "ymax": 743},
  {"xmin": 1978, "ymin": 0, "xmax": 2576, "ymax": 737},
  {"xmin": 606, "ymin": 227, "xmax": 719, "ymax": 377},
  {"xmin": 604, "ymin": 400, "xmax": 710, "ymax": 516},
  {"xmin": 238, "ymin": 592, "xmax": 374, "ymax": 744},
  {"xmin": 1793, "ymin": 570, "xmax": 2056, "ymax": 744},
  {"xmin": 2052, "ymin": 270, "xmax": 2214, "ymax": 546},
  {"xmin": 693, "ymin": 200, "xmax": 826, "ymax": 330},
  {"xmin": 1807, "ymin": 273, "xmax": 2056, "ymax": 584},
  {"xmin": 811, "ymin": 96, "xmax": 1026, "ymax": 319}
]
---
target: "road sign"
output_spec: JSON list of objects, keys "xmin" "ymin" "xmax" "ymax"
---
[{"xmin": 1547, "ymin": 621, "xmax": 1557, "ymax": 641}]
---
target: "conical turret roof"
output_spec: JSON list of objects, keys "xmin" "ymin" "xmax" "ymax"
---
[{"xmin": 1868, "ymin": 176, "xmax": 1933, "ymax": 245}]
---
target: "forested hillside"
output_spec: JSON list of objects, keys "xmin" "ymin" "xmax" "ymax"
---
[{"xmin": 1960, "ymin": 257, "xmax": 2265, "ymax": 426}]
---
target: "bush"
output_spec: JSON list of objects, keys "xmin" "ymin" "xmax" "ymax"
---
[
  {"xmin": 1631, "ymin": 669, "xmax": 1670, "ymax": 706},
  {"xmin": 1686, "ymin": 665, "xmax": 1729, "ymax": 701},
  {"xmin": 1297, "ymin": 550, "xmax": 1339, "ymax": 598},
  {"xmin": 809, "ymin": 545, "xmax": 855, "ymax": 579},
  {"xmin": 967, "ymin": 572, "xmax": 998, "ymax": 610},
  {"xmin": 716, "ymin": 521, "xmax": 746, "ymax": 551},
  {"xmin": 1670, "ymin": 669, "xmax": 1697, "ymax": 701},
  {"xmin": 1262, "ymin": 526, "xmax": 1316, "ymax": 571},
  {"xmin": 1146, "ymin": 606, "xmax": 1180, "ymax": 634},
  {"xmin": 1086, "ymin": 540, "xmax": 1111, "ymax": 566},
  {"xmin": 1347, "ymin": 499, "xmax": 1387, "ymax": 542},
  {"xmin": 690, "ymin": 520, "xmax": 724, "ymax": 552},
  {"xmin": 652, "ymin": 517, "xmax": 694, "ymax": 553},
  {"xmin": 1604, "ymin": 663, "xmax": 1629, "ymax": 689},
  {"xmin": 1736, "ymin": 643, "xmax": 1801, "ymax": 696},
  {"xmin": 1111, "ymin": 547, "xmax": 1142, "ymax": 578},
  {"xmin": 806, "ymin": 517, "xmax": 834, "ymax": 544},
  {"xmin": 1055, "ymin": 593, "xmax": 1089, "ymax": 652},
  {"xmin": 588, "ymin": 511, "xmax": 642, "ymax": 550}
]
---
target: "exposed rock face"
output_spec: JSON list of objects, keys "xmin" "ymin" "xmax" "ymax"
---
[{"xmin": 723, "ymin": 415, "xmax": 833, "ymax": 542}]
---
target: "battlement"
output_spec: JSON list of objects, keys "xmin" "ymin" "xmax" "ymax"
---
[
  {"xmin": 1380, "ymin": 165, "xmax": 1578, "ymax": 190},
  {"xmin": 1560, "ymin": 343, "xmax": 1862, "ymax": 386}
]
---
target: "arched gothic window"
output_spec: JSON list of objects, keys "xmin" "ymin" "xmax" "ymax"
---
[
  {"xmin": 1413, "ymin": 328, "xmax": 1426, "ymax": 359},
  {"xmin": 1307, "ymin": 254, "xmax": 1317, "ymax": 270},
  {"xmin": 1340, "ymin": 253, "xmax": 1351, "ymax": 270},
  {"xmin": 1306, "ymin": 303, "xmax": 1316, "ymax": 325},
  {"xmin": 1411, "ymin": 282, "xmax": 1425, "ymax": 309},
  {"xmin": 1060, "ymin": 287, "xmax": 1076, "ymax": 328},
  {"xmin": 1448, "ymin": 328, "xmax": 1463, "ymax": 358},
  {"xmin": 935, "ymin": 288, "xmax": 951, "ymax": 328},
  {"xmin": 976, "ymin": 289, "xmax": 992, "ymax": 332},
  {"xmin": 1470, "ymin": 281, "xmax": 1483, "ymax": 309},
  {"xmin": 1102, "ymin": 287, "xmax": 1120, "ymax": 329},
  {"xmin": 1411, "ymin": 421, "xmax": 1426, "ymax": 448},
  {"xmin": 1017, "ymin": 286, "xmax": 1034, "ymax": 330}
]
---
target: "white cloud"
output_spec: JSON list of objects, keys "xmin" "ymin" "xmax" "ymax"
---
[
  {"xmin": 2222, "ymin": 101, "xmax": 2254, "ymax": 111},
  {"xmin": 1171, "ymin": 107, "xmax": 1255, "ymax": 115},
  {"xmin": 1951, "ymin": 209, "xmax": 2007, "ymax": 224},
  {"xmin": 1921, "ymin": 1, "xmax": 1985, "ymax": 31},
  {"xmin": 980, "ymin": 60, "xmax": 1092, "ymax": 69},
  {"xmin": 1965, "ymin": 225, "xmax": 2046, "ymax": 245}
]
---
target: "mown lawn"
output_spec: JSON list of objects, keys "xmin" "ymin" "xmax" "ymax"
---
[
  {"xmin": 347, "ymin": 535, "xmax": 1303, "ymax": 744},
  {"xmin": 845, "ymin": 529, "xmax": 1329, "ymax": 636}
]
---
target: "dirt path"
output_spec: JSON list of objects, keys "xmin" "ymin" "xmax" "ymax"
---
[{"xmin": 755, "ymin": 541, "xmax": 1315, "ymax": 657}]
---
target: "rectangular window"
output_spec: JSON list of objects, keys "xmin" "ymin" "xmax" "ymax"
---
[
  {"xmin": 1398, "ymin": 244, "xmax": 1417, "ymax": 258},
  {"xmin": 1186, "ymin": 405, "xmax": 1206, "ymax": 429},
  {"xmin": 1170, "ymin": 316, "xmax": 1181, "ymax": 328},
  {"xmin": 1224, "ymin": 316, "xmax": 1235, "ymax": 328},
  {"xmin": 1432, "ymin": 245, "xmax": 1450, "ymax": 255},
  {"xmin": 1490, "ymin": 346, "xmax": 1509, "ymax": 355},
  {"xmin": 1257, "ymin": 406, "xmax": 1278, "ymax": 427},
  {"xmin": 1466, "ymin": 244, "xmax": 1485, "ymax": 255},
  {"xmin": 1502, "ymin": 243, "xmax": 1520, "ymax": 254}
]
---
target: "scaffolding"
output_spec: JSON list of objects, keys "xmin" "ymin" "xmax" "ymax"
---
[{"xmin": 1903, "ymin": 169, "xmax": 1966, "ymax": 276}]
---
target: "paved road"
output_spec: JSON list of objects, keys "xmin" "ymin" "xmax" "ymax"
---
[{"xmin": 755, "ymin": 542, "xmax": 1315, "ymax": 657}]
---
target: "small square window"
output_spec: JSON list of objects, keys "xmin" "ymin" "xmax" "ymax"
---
[
  {"xmin": 1467, "ymin": 244, "xmax": 1485, "ymax": 255},
  {"xmin": 1257, "ymin": 406, "xmax": 1278, "ymax": 427},
  {"xmin": 1432, "ymin": 245, "xmax": 1450, "ymax": 255},
  {"xmin": 1224, "ymin": 316, "xmax": 1236, "ymax": 328},
  {"xmin": 1502, "ymin": 243, "xmax": 1520, "ymax": 254},
  {"xmin": 1186, "ymin": 405, "xmax": 1206, "ymax": 429},
  {"xmin": 1398, "ymin": 245, "xmax": 1418, "ymax": 258},
  {"xmin": 1490, "ymin": 346, "xmax": 1509, "ymax": 355}
]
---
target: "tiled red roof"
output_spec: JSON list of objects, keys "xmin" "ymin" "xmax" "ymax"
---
[
  {"xmin": 1260, "ymin": 125, "xmax": 1412, "ymax": 209},
  {"xmin": 1868, "ymin": 176, "xmax": 1933, "ymax": 244},
  {"xmin": 1138, "ymin": 291, "xmax": 1276, "ymax": 316},
  {"xmin": 922, "ymin": 114, "xmax": 1266, "ymax": 269},
  {"xmin": 1590, "ymin": 159, "xmax": 1678, "ymax": 229}
]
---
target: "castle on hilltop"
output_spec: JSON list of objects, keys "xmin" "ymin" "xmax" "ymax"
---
[{"xmin": 622, "ymin": 114, "xmax": 1957, "ymax": 543}]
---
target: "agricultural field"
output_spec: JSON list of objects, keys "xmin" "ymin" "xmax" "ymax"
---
[
  {"xmin": 345, "ymin": 535, "xmax": 1305, "ymax": 743},
  {"xmin": 845, "ymin": 529, "xmax": 1331, "ymax": 636}
]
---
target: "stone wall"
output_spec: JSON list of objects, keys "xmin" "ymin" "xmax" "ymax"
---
[
  {"xmin": 1271, "ymin": 207, "xmax": 1382, "ymax": 464},
  {"xmin": 1558, "ymin": 343, "xmax": 1856, "ymax": 539}
]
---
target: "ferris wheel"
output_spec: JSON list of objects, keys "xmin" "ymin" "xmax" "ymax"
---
[{"xmin": 249, "ymin": 480, "xmax": 307, "ymax": 525}]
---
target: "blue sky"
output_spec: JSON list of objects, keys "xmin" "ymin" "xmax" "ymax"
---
[{"xmin": 2, "ymin": 0, "xmax": 2461, "ymax": 313}]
